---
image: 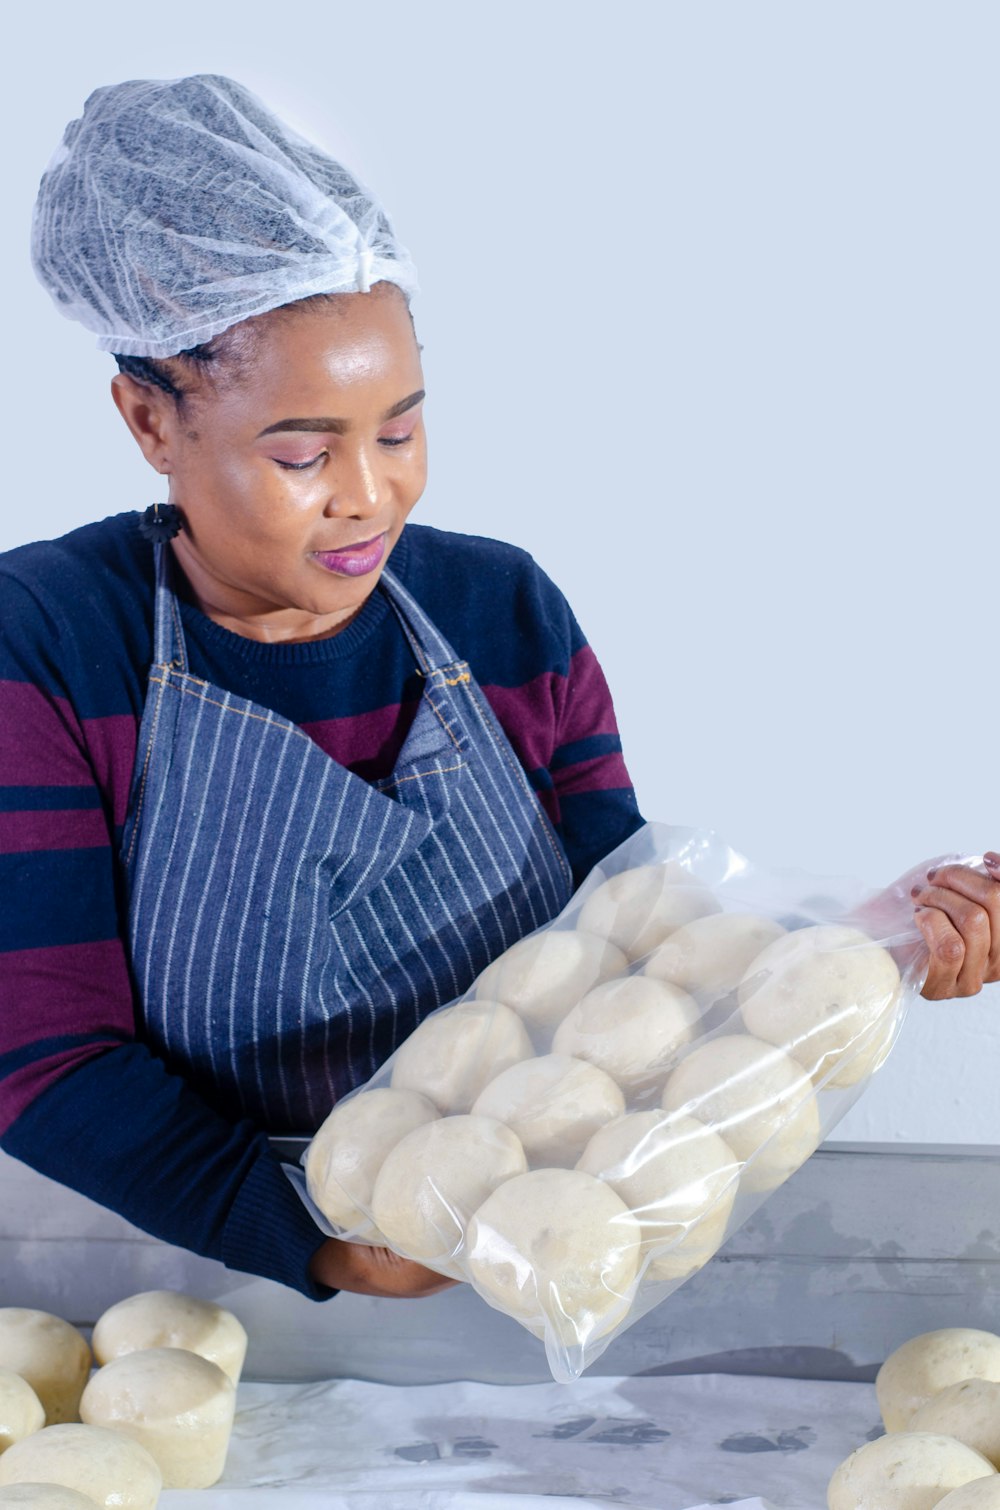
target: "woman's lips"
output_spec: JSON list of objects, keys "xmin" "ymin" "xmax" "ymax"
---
[{"xmin": 311, "ymin": 532, "xmax": 388, "ymax": 578}]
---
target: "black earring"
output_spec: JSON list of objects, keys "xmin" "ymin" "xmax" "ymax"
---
[{"xmin": 138, "ymin": 503, "xmax": 183, "ymax": 543}]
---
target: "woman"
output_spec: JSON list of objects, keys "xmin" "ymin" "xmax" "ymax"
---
[{"xmin": 2, "ymin": 75, "xmax": 998, "ymax": 1307}]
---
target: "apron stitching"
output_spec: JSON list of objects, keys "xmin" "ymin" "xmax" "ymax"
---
[
  {"xmin": 125, "ymin": 671, "xmax": 170, "ymax": 868},
  {"xmin": 460, "ymin": 679, "xmax": 574, "ymax": 892},
  {"xmin": 375, "ymin": 760, "xmax": 468, "ymax": 792},
  {"xmin": 147, "ymin": 678, "xmax": 316, "ymax": 740}
]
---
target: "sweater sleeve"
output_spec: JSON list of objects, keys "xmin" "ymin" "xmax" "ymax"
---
[
  {"xmin": 0, "ymin": 570, "xmax": 332, "ymax": 1297},
  {"xmin": 473, "ymin": 546, "xmax": 645, "ymax": 889}
]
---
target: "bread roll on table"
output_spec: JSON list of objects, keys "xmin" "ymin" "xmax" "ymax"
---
[
  {"xmin": 92, "ymin": 1289, "xmax": 246, "ymax": 1384},
  {"xmin": 827, "ymin": 1431, "xmax": 994, "ymax": 1510},
  {"xmin": 0, "ymin": 1424, "xmax": 162, "ymax": 1508},
  {"xmin": 0, "ymin": 1311, "xmax": 91, "ymax": 1425},
  {"xmin": 876, "ymin": 1329, "xmax": 1000, "ymax": 1432},
  {"xmin": 0, "ymin": 1369, "xmax": 44, "ymax": 1455},
  {"xmin": 81, "ymin": 1347, "xmax": 235, "ymax": 1489}
]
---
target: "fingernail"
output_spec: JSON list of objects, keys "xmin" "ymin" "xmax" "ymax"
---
[
  {"xmin": 926, "ymin": 868, "xmax": 938, "ymax": 881},
  {"xmin": 911, "ymin": 885, "xmax": 923, "ymax": 897},
  {"xmin": 985, "ymin": 853, "xmax": 1000, "ymax": 870}
]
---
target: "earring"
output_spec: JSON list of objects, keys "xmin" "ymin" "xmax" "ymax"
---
[{"xmin": 138, "ymin": 503, "xmax": 183, "ymax": 543}]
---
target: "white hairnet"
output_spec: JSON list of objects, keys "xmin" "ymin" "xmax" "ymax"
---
[{"xmin": 31, "ymin": 74, "xmax": 419, "ymax": 359}]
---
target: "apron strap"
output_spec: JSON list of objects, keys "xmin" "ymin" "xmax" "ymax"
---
[
  {"xmin": 378, "ymin": 567, "xmax": 465, "ymax": 677},
  {"xmin": 152, "ymin": 544, "xmax": 188, "ymax": 672}
]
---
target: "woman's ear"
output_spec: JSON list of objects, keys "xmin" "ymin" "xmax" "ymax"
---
[{"xmin": 110, "ymin": 372, "xmax": 175, "ymax": 475}]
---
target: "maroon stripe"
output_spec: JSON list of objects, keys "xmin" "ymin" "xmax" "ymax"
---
[
  {"xmin": 81, "ymin": 714, "xmax": 139, "ymax": 826},
  {"xmin": 0, "ymin": 681, "xmax": 90, "ymax": 785},
  {"xmin": 553, "ymin": 751, "xmax": 633, "ymax": 796},
  {"xmin": 482, "ymin": 646, "xmax": 620, "ymax": 772},
  {"xmin": 0, "ymin": 1041, "xmax": 123, "ymax": 1135},
  {"xmin": 481, "ymin": 672, "xmax": 560, "ymax": 771},
  {"xmin": 0, "ymin": 940, "xmax": 135, "ymax": 1053},
  {"xmin": 560, "ymin": 645, "xmax": 621, "ymax": 741},
  {"xmin": 0, "ymin": 809, "xmax": 110, "ymax": 855},
  {"xmin": 300, "ymin": 698, "xmax": 419, "ymax": 781}
]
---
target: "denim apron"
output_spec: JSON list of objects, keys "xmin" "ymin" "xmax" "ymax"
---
[{"xmin": 120, "ymin": 544, "xmax": 574, "ymax": 1134}]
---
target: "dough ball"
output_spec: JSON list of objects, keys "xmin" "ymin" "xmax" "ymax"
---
[
  {"xmin": 92, "ymin": 1290, "xmax": 247, "ymax": 1384},
  {"xmin": 661, "ymin": 1034, "xmax": 820, "ymax": 1193},
  {"xmin": 0, "ymin": 1311, "xmax": 91, "ymax": 1425},
  {"xmin": 371, "ymin": 1115, "xmax": 528, "ymax": 1278},
  {"xmin": 0, "ymin": 1488, "xmax": 100, "ymax": 1508},
  {"xmin": 391, "ymin": 1000, "xmax": 533, "ymax": 1113},
  {"xmin": 577, "ymin": 863, "xmax": 721, "ymax": 962},
  {"xmin": 577, "ymin": 1112, "xmax": 740, "ymax": 1282},
  {"xmin": 305, "ymin": 1086, "xmax": 438, "ymax": 1234},
  {"xmin": 827, "ymin": 1432, "xmax": 994, "ymax": 1510},
  {"xmin": 472, "ymin": 1054, "xmax": 625, "ymax": 1165},
  {"xmin": 938, "ymin": 1481, "xmax": 1000, "ymax": 1508},
  {"xmin": 910, "ymin": 1381, "xmax": 1000, "ymax": 1469},
  {"xmin": 474, "ymin": 930, "xmax": 627, "ymax": 1030},
  {"xmin": 552, "ymin": 976, "xmax": 700, "ymax": 1092},
  {"xmin": 643, "ymin": 912, "xmax": 787, "ymax": 1002},
  {"xmin": 877, "ymin": 1330, "xmax": 1000, "ymax": 1433},
  {"xmin": 80, "ymin": 1347, "xmax": 234, "ymax": 1490},
  {"xmin": 0, "ymin": 1424, "xmax": 162, "ymax": 1508},
  {"xmin": 466, "ymin": 1168, "xmax": 642, "ymax": 1345},
  {"xmin": 0, "ymin": 1369, "xmax": 44, "ymax": 1455},
  {"xmin": 739, "ymin": 924, "xmax": 901, "ymax": 1088}
]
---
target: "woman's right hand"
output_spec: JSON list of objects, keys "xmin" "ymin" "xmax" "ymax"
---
[{"xmin": 309, "ymin": 1236, "xmax": 461, "ymax": 1298}]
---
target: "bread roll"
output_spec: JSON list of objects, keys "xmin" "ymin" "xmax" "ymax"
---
[
  {"xmin": 92, "ymin": 1290, "xmax": 246, "ymax": 1384},
  {"xmin": 81, "ymin": 1348, "xmax": 234, "ymax": 1489},
  {"xmin": 390, "ymin": 1000, "xmax": 533, "ymax": 1113},
  {"xmin": 371, "ymin": 1115, "xmax": 527, "ymax": 1278},
  {"xmin": 474, "ymin": 930, "xmax": 627, "ymax": 1030},
  {"xmin": 577, "ymin": 863, "xmax": 721, "ymax": 962},
  {"xmin": 576, "ymin": 1112, "xmax": 739, "ymax": 1282},
  {"xmin": 466, "ymin": 1168, "xmax": 642, "ymax": 1345},
  {"xmin": 0, "ymin": 1487, "xmax": 101, "ymax": 1508},
  {"xmin": 877, "ymin": 1329, "xmax": 1000, "ymax": 1432},
  {"xmin": 739, "ymin": 924, "xmax": 901, "ymax": 1087},
  {"xmin": 305, "ymin": 1086, "xmax": 438, "ymax": 1234},
  {"xmin": 472, "ymin": 1053, "xmax": 625, "ymax": 1165},
  {"xmin": 827, "ymin": 1431, "xmax": 994, "ymax": 1509},
  {"xmin": 552, "ymin": 976, "xmax": 700, "ymax": 1092},
  {"xmin": 0, "ymin": 1369, "xmax": 44, "ymax": 1455},
  {"xmin": 0, "ymin": 1424, "xmax": 162, "ymax": 1508},
  {"xmin": 643, "ymin": 912, "xmax": 786, "ymax": 1001},
  {"xmin": 661, "ymin": 1034, "xmax": 820, "ymax": 1192},
  {"xmin": 0, "ymin": 1311, "xmax": 91, "ymax": 1425},
  {"xmin": 937, "ymin": 1480, "xmax": 1000, "ymax": 1508},
  {"xmin": 910, "ymin": 1380, "xmax": 1000, "ymax": 1469}
]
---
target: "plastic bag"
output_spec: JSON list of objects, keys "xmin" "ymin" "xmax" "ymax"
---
[{"xmin": 303, "ymin": 822, "xmax": 974, "ymax": 1383}]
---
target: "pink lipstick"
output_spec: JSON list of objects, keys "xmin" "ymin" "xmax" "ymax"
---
[{"xmin": 311, "ymin": 533, "xmax": 388, "ymax": 578}]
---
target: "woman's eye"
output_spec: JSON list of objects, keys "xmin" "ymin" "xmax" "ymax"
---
[
  {"xmin": 379, "ymin": 431, "xmax": 415, "ymax": 448},
  {"xmin": 273, "ymin": 454, "xmax": 325, "ymax": 471}
]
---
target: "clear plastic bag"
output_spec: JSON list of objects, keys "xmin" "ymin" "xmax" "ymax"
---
[{"xmin": 303, "ymin": 822, "xmax": 978, "ymax": 1383}]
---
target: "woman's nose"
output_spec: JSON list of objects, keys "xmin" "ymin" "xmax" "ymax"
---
[{"xmin": 323, "ymin": 445, "xmax": 388, "ymax": 518}]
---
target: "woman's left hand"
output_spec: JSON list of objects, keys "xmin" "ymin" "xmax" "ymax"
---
[{"xmin": 911, "ymin": 852, "xmax": 1000, "ymax": 999}]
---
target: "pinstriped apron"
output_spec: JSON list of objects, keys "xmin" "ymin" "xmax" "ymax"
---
[{"xmin": 120, "ymin": 543, "xmax": 573, "ymax": 1134}]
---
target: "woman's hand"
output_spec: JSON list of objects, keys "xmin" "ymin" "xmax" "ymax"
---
[
  {"xmin": 911, "ymin": 852, "xmax": 1000, "ymax": 1000},
  {"xmin": 309, "ymin": 1236, "xmax": 461, "ymax": 1298}
]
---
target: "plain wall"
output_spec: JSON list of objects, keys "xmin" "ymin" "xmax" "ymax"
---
[{"xmin": 2, "ymin": 0, "xmax": 997, "ymax": 1142}]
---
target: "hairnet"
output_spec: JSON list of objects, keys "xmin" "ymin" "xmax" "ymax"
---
[{"xmin": 30, "ymin": 74, "xmax": 419, "ymax": 359}]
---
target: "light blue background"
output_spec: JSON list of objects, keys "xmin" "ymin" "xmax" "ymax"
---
[{"xmin": 2, "ymin": 1, "xmax": 997, "ymax": 1140}]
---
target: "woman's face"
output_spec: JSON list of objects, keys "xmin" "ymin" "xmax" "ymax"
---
[{"xmin": 114, "ymin": 283, "xmax": 427, "ymax": 642}]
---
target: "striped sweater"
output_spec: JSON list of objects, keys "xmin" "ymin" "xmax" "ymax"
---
[{"xmin": 0, "ymin": 512, "xmax": 643, "ymax": 1295}]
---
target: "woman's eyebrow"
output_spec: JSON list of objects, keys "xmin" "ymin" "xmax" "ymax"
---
[{"xmin": 256, "ymin": 389, "xmax": 425, "ymax": 438}]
